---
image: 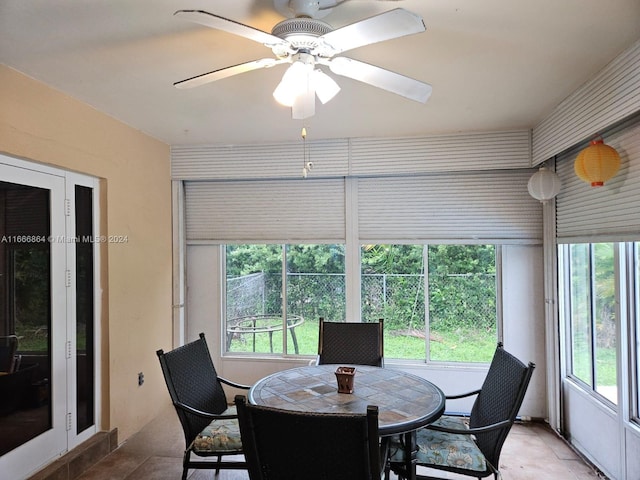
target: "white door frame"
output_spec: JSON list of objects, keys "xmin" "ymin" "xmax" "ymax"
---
[{"xmin": 0, "ymin": 155, "xmax": 101, "ymax": 479}]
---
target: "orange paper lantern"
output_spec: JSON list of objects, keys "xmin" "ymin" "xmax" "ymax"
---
[{"xmin": 574, "ymin": 138, "xmax": 621, "ymax": 187}]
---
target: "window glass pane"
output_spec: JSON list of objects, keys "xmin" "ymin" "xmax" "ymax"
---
[
  {"xmin": 566, "ymin": 242, "xmax": 618, "ymax": 404},
  {"xmin": 286, "ymin": 244, "xmax": 345, "ymax": 355},
  {"xmin": 75, "ymin": 185, "xmax": 94, "ymax": 433},
  {"xmin": 428, "ymin": 245, "xmax": 496, "ymax": 363},
  {"xmin": 569, "ymin": 243, "xmax": 592, "ymax": 384},
  {"xmin": 225, "ymin": 244, "xmax": 345, "ymax": 356},
  {"xmin": 593, "ymin": 243, "xmax": 617, "ymax": 404},
  {"xmin": 361, "ymin": 244, "xmax": 498, "ymax": 362},
  {"xmin": 226, "ymin": 244, "xmax": 283, "ymax": 354},
  {"xmin": 0, "ymin": 181, "xmax": 51, "ymax": 456},
  {"xmin": 361, "ymin": 245, "xmax": 426, "ymax": 361}
]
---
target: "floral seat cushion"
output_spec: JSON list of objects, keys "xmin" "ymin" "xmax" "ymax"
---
[
  {"xmin": 389, "ymin": 415, "xmax": 488, "ymax": 473},
  {"xmin": 191, "ymin": 405, "xmax": 243, "ymax": 454}
]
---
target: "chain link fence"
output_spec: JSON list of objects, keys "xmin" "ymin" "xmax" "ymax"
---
[{"xmin": 227, "ymin": 272, "xmax": 496, "ymax": 332}]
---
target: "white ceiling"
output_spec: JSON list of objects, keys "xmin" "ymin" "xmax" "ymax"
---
[{"xmin": 2, "ymin": 0, "xmax": 640, "ymax": 146}]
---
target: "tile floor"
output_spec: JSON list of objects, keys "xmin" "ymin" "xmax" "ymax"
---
[{"xmin": 73, "ymin": 404, "xmax": 606, "ymax": 480}]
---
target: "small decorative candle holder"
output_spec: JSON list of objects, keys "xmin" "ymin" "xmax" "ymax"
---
[{"xmin": 335, "ymin": 366, "xmax": 356, "ymax": 394}]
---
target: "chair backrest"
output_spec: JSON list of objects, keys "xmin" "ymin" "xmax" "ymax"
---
[
  {"xmin": 235, "ymin": 395, "xmax": 382, "ymax": 480},
  {"xmin": 469, "ymin": 343, "xmax": 535, "ymax": 470},
  {"xmin": 156, "ymin": 333, "xmax": 228, "ymax": 447},
  {"xmin": 317, "ymin": 318, "xmax": 384, "ymax": 367},
  {"xmin": 0, "ymin": 335, "xmax": 18, "ymax": 373}
]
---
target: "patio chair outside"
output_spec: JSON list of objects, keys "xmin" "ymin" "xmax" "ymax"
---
[
  {"xmin": 317, "ymin": 317, "xmax": 384, "ymax": 367},
  {"xmin": 235, "ymin": 395, "xmax": 387, "ymax": 480},
  {"xmin": 156, "ymin": 333, "xmax": 249, "ymax": 480},
  {"xmin": 386, "ymin": 342, "xmax": 535, "ymax": 480},
  {"xmin": 0, "ymin": 335, "xmax": 19, "ymax": 373}
]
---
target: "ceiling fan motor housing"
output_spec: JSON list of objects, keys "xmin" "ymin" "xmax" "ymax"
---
[{"xmin": 271, "ymin": 18, "xmax": 334, "ymax": 57}]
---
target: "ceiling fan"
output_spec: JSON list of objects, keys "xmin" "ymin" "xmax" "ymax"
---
[{"xmin": 173, "ymin": 0, "xmax": 432, "ymax": 119}]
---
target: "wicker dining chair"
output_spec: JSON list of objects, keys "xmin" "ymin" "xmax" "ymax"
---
[
  {"xmin": 156, "ymin": 333, "xmax": 250, "ymax": 480},
  {"xmin": 317, "ymin": 317, "xmax": 384, "ymax": 367},
  {"xmin": 235, "ymin": 395, "xmax": 387, "ymax": 480},
  {"xmin": 386, "ymin": 343, "xmax": 535, "ymax": 480}
]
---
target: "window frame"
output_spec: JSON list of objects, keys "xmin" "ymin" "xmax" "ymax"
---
[{"xmin": 560, "ymin": 242, "xmax": 621, "ymax": 406}]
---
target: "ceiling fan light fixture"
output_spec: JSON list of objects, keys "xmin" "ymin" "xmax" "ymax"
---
[
  {"xmin": 312, "ymin": 69, "xmax": 340, "ymax": 104},
  {"xmin": 273, "ymin": 60, "xmax": 313, "ymax": 106},
  {"xmin": 273, "ymin": 77, "xmax": 295, "ymax": 107}
]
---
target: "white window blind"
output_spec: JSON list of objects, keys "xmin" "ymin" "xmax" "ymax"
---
[
  {"xmin": 185, "ymin": 178, "xmax": 346, "ymax": 243},
  {"xmin": 532, "ymin": 39, "xmax": 640, "ymax": 165},
  {"xmin": 358, "ymin": 170, "xmax": 542, "ymax": 243},
  {"xmin": 556, "ymin": 117, "xmax": 640, "ymax": 243},
  {"xmin": 186, "ymin": 171, "xmax": 543, "ymax": 244}
]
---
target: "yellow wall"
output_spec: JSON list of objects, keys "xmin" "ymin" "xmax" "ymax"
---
[{"xmin": 0, "ymin": 65, "xmax": 173, "ymax": 442}]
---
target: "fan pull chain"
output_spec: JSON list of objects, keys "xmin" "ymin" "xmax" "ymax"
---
[{"xmin": 302, "ymin": 126, "xmax": 313, "ymax": 178}]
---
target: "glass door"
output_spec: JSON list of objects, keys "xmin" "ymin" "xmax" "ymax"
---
[{"xmin": 0, "ymin": 161, "xmax": 67, "ymax": 479}]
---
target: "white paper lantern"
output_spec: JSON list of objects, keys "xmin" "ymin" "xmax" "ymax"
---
[{"xmin": 527, "ymin": 166, "xmax": 561, "ymax": 203}]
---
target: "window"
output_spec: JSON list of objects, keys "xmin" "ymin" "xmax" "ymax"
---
[
  {"xmin": 362, "ymin": 244, "xmax": 497, "ymax": 363},
  {"xmin": 569, "ymin": 244, "xmax": 592, "ymax": 384},
  {"xmin": 225, "ymin": 244, "xmax": 345, "ymax": 355},
  {"xmin": 561, "ymin": 243, "xmax": 618, "ymax": 404},
  {"xmin": 361, "ymin": 245, "xmax": 426, "ymax": 360},
  {"xmin": 225, "ymin": 243, "xmax": 499, "ymax": 362}
]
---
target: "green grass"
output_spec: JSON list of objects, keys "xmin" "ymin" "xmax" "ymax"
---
[
  {"xmin": 385, "ymin": 327, "xmax": 496, "ymax": 362},
  {"xmin": 228, "ymin": 319, "xmax": 497, "ymax": 363},
  {"xmin": 572, "ymin": 343, "xmax": 617, "ymax": 388},
  {"xmin": 13, "ymin": 329, "xmax": 87, "ymax": 352},
  {"xmin": 595, "ymin": 347, "xmax": 617, "ymax": 386},
  {"xmin": 13, "ymin": 331, "xmax": 48, "ymax": 351}
]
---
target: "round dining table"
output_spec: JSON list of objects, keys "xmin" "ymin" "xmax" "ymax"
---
[{"xmin": 249, "ymin": 364, "xmax": 445, "ymax": 480}]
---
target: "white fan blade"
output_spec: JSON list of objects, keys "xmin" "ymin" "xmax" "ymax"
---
[
  {"xmin": 174, "ymin": 10, "xmax": 288, "ymax": 48},
  {"xmin": 326, "ymin": 57, "xmax": 432, "ymax": 103},
  {"xmin": 292, "ymin": 87, "xmax": 316, "ymax": 119},
  {"xmin": 174, "ymin": 58, "xmax": 287, "ymax": 89},
  {"xmin": 319, "ymin": 8, "xmax": 425, "ymax": 55}
]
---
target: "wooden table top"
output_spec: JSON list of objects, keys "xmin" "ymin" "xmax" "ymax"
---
[{"xmin": 249, "ymin": 364, "xmax": 445, "ymax": 436}]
